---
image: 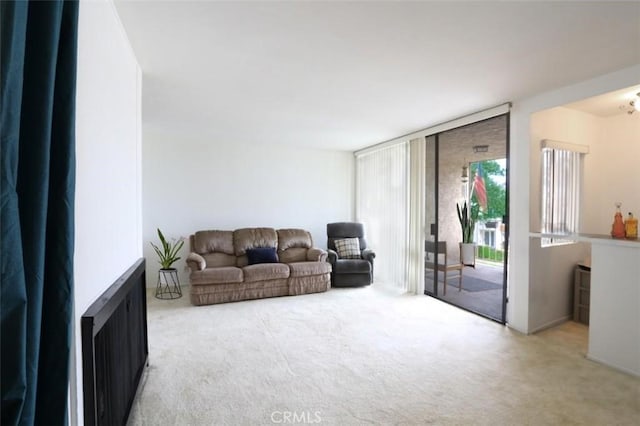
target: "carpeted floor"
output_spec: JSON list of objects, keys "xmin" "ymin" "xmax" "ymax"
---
[{"xmin": 127, "ymin": 285, "xmax": 639, "ymax": 425}]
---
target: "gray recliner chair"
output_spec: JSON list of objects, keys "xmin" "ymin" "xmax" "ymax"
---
[{"xmin": 326, "ymin": 222, "xmax": 375, "ymax": 287}]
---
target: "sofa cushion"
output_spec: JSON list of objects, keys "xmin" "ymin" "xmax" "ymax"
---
[
  {"xmin": 334, "ymin": 238, "xmax": 361, "ymax": 259},
  {"xmin": 278, "ymin": 247, "xmax": 308, "ymax": 263},
  {"xmin": 190, "ymin": 266, "xmax": 243, "ymax": 285},
  {"xmin": 202, "ymin": 252, "xmax": 237, "ymax": 268},
  {"xmin": 193, "ymin": 230, "xmax": 235, "ymax": 255},
  {"xmin": 246, "ymin": 247, "xmax": 279, "ymax": 265},
  {"xmin": 333, "ymin": 259, "xmax": 371, "ymax": 274},
  {"xmin": 277, "ymin": 229, "xmax": 312, "ymax": 250},
  {"xmin": 288, "ymin": 261, "xmax": 332, "ymax": 277},
  {"xmin": 242, "ymin": 263, "xmax": 290, "ymax": 283},
  {"xmin": 234, "ymin": 228, "xmax": 277, "ymax": 256}
]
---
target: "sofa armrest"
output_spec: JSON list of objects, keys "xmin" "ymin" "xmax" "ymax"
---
[
  {"xmin": 307, "ymin": 247, "xmax": 327, "ymax": 262},
  {"xmin": 362, "ymin": 248, "xmax": 375, "ymax": 263},
  {"xmin": 186, "ymin": 252, "xmax": 206, "ymax": 272},
  {"xmin": 327, "ymin": 249, "xmax": 338, "ymax": 265}
]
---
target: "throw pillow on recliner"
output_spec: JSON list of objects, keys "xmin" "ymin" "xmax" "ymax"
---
[
  {"xmin": 246, "ymin": 247, "xmax": 279, "ymax": 264},
  {"xmin": 334, "ymin": 238, "xmax": 361, "ymax": 259}
]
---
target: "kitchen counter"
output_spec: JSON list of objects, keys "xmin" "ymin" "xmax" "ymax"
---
[{"xmin": 530, "ymin": 232, "xmax": 640, "ymax": 247}]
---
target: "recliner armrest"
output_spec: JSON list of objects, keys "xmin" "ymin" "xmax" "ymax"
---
[
  {"xmin": 186, "ymin": 252, "xmax": 206, "ymax": 272},
  {"xmin": 362, "ymin": 248, "xmax": 375, "ymax": 262},
  {"xmin": 362, "ymin": 248, "xmax": 375, "ymax": 280},
  {"xmin": 307, "ymin": 247, "xmax": 328, "ymax": 262},
  {"xmin": 327, "ymin": 249, "xmax": 338, "ymax": 265}
]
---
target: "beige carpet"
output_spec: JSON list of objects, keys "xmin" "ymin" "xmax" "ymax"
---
[{"xmin": 128, "ymin": 284, "xmax": 639, "ymax": 425}]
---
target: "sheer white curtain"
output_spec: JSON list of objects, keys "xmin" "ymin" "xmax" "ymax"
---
[
  {"xmin": 407, "ymin": 138, "xmax": 426, "ymax": 294},
  {"xmin": 356, "ymin": 143, "xmax": 408, "ymax": 288}
]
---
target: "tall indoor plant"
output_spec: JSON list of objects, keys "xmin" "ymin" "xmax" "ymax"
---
[
  {"xmin": 150, "ymin": 228, "xmax": 184, "ymax": 269},
  {"xmin": 150, "ymin": 228, "xmax": 184, "ymax": 299},
  {"xmin": 456, "ymin": 201, "xmax": 476, "ymax": 266}
]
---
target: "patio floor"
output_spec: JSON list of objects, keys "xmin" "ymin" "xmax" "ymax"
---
[{"xmin": 425, "ymin": 260, "xmax": 505, "ymax": 322}]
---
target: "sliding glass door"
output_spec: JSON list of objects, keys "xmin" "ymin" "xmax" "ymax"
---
[{"xmin": 424, "ymin": 114, "xmax": 509, "ymax": 323}]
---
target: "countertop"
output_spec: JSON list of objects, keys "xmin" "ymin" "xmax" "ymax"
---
[{"xmin": 529, "ymin": 232, "xmax": 640, "ymax": 248}]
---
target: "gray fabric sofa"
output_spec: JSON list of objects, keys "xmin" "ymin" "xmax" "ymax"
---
[
  {"xmin": 327, "ymin": 222, "xmax": 375, "ymax": 287},
  {"xmin": 186, "ymin": 227, "xmax": 331, "ymax": 306}
]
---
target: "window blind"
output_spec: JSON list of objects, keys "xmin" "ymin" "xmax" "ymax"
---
[
  {"xmin": 356, "ymin": 143, "xmax": 409, "ymax": 287},
  {"xmin": 541, "ymin": 147, "xmax": 582, "ymax": 245}
]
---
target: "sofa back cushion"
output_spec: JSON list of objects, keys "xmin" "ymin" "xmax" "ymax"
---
[
  {"xmin": 193, "ymin": 230, "xmax": 234, "ymax": 254},
  {"xmin": 234, "ymin": 228, "xmax": 278, "ymax": 266},
  {"xmin": 277, "ymin": 229, "xmax": 312, "ymax": 263},
  {"xmin": 202, "ymin": 252, "xmax": 237, "ymax": 268},
  {"xmin": 192, "ymin": 230, "xmax": 236, "ymax": 267}
]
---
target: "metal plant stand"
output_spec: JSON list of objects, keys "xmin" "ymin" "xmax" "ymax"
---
[{"xmin": 155, "ymin": 268, "xmax": 182, "ymax": 299}]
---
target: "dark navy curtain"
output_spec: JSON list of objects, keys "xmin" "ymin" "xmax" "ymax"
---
[{"xmin": 1, "ymin": 1, "xmax": 79, "ymax": 424}]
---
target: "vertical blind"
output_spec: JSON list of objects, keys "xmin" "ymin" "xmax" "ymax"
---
[
  {"xmin": 356, "ymin": 143, "xmax": 408, "ymax": 288},
  {"xmin": 541, "ymin": 148, "xmax": 581, "ymax": 244}
]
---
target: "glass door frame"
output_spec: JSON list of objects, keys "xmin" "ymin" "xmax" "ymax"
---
[{"xmin": 423, "ymin": 113, "xmax": 510, "ymax": 325}]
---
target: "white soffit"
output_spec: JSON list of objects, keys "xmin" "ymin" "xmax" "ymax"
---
[{"xmin": 355, "ymin": 103, "xmax": 510, "ymax": 157}]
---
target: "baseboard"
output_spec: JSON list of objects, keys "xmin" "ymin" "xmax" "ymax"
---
[
  {"xmin": 585, "ymin": 354, "xmax": 640, "ymax": 378},
  {"xmin": 529, "ymin": 315, "xmax": 571, "ymax": 334}
]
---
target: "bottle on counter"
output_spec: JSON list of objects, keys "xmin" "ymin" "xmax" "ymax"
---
[
  {"xmin": 625, "ymin": 212, "xmax": 638, "ymax": 239},
  {"xmin": 611, "ymin": 202, "xmax": 626, "ymax": 239}
]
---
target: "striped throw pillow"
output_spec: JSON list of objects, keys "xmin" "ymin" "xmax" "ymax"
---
[{"xmin": 334, "ymin": 238, "xmax": 361, "ymax": 259}]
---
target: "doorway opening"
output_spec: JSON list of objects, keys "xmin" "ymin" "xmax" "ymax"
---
[{"xmin": 424, "ymin": 114, "xmax": 509, "ymax": 323}]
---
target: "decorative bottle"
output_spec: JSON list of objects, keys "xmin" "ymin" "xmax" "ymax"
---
[
  {"xmin": 625, "ymin": 212, "xmax": 638, "ymax": 239},
  {"xmin": 611, "ymin": 202, "xmax": 626, "ymax": 239}
]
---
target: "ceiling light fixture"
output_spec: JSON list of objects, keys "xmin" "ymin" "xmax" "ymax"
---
[{"xmin": 627, "ymin": 92, "xmax": 640, "ymax": 114}]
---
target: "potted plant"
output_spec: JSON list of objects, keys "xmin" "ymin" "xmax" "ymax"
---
[
  {"xmin": 150, "ymin": 228, "xmax": 184, "ymax": 299},
  {"xmin": 456, "ymin": 201, "xmax": 476, "ymax": 267}
]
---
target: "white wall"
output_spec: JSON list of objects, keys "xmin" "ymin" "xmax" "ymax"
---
[
  {"xmin": 582, "ymin": 113, "xmax": 640, "ymax": 233},
  {"xmin": 529, "ymin": 107, "xmax": 601, "ymax": 232},
  {"xmin": 529, "ymin": 106, "xmax": 640, "ymax": 235},
  {"xmin": 508, "ymin": 64, "xmax": 640, "ymax": 334},
  {"xmin": 528, "ymin": 239, "xmax": 589, "ymax": 332},
  {"xmin": 142, "ymin": 129, "xmax": 354, "ymax": 287},
  {"xmin": 72, "ymin": 1, "xmax": 141, "ymax": 424}
]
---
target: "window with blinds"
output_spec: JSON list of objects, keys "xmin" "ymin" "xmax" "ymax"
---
[{"xmin": 540, "ymin": 140, "xmax": 587, "ymax": 246}]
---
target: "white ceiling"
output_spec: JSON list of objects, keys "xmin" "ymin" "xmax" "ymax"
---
[{"xmin": 114, "ymin": 1, "xmax": 640, "ymax": 151}]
